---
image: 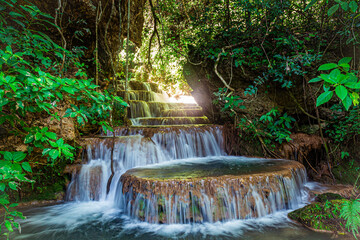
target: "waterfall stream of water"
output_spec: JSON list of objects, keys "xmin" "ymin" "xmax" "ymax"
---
[{"xmin": 11, "ymin": 81, "xmax": 330, "ymax": 240}]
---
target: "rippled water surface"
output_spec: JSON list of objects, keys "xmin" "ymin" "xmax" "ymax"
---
[{"xmin": 11, "ymin": 201, "xmax": 336, "ymax": 240}]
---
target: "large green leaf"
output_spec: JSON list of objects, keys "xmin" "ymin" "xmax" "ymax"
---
[
  {"xmin": 8, "ymin": 182, "xmax": 17, "ymax": 190},
  {"xmin": 45, "ymin": 131, "xmax": 57, "ymax": 140},
  {"xmin": 316, "ymin": 91, "xmax": 333, "ymax": 106},
  {"xmin": 329, "ymin": 69, "xmax": 341, "ymax": 82},
  {"xmin": 318, "ymin": 63, "xmax": 338, "ymax": 71},
  {"xmin": 335, "ymin": 85, "xmax": 348, "ymax": 101},
  {"xmin": 12, "ymin": 152, "xmax": 26, "ymax": 162},
  {"xmin": 22, "ymin": 162, "xmax": 32, "ymax": 172},
  {"xmin": 5, "ymin": 220, "xmax": 13, "ymax": 232},
  {"xmin": 3, "ymin": 151, "xmax": 12, "ymax": 161},
  {"xmin": 338, "ymin": 57, "xmax": 352, "ymax": 65},
  {"xmin": 49, "ymin": 149, "xmax": 59, "ymax": 159},
  {"xmin": 342, "ymin": 95, "xmax": 353, "ymax": 110}
]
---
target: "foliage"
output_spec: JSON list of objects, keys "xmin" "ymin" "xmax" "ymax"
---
[
  {"xmin": 213, "ymin": 88, "xmax": 245, "ymax": 117},
  {"xmin": 238, "ymin": 108, "xmax": 295, "ymax": 146},
  {"xmin": 0, "ymin": 0, "xmax": 126, "ymax": 236},
  {"xmin": 340, "ymin": 199, "xmax": 360, "ymax": 238},
  {"xmin": 310, "ymin": 57, "xmax": 360, "ymax": 110},
  {"xmin": 326, "ymin": 105, "xmax": 360, "ymax": 143},
  {"xmin": 288, "ymin": 199, "xmax": 346, "ymax": 232},
  {"xmin": 0, "ymin": 151, "xmax": 30, "ymax": 237}
]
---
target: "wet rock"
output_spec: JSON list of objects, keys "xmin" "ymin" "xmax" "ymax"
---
[
  {"xmin": 288, "ymin": 200, "xmax": 347, "ymax": 234},
  {"xmin": 315, "ymin": 193, "xmax": 345, "ymax": 203},
  {"xmin": 308, "ymin": 184, "xmax": 356, "ymax": 200},
  {"xmin": 118, "ymin": 159, "xmax": 306, "ymax": 224}
]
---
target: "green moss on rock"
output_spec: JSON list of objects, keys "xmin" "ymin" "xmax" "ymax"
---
[
  {"xmin": 288, "ymin": 199, "xmax": 347, "ymax": 233},
  {"xmin": 333, "ymin": 160, "xmax": 360, "ymax": 185},
  {"xmin": 315, "ymin": 193, "xmax": 345, "ymax": 203}
]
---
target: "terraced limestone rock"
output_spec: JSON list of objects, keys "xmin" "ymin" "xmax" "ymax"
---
[
  {"xmin": 116, "ymin": 157, "xmax": 306, "ymax": 224},
  {"xmin": 122, "ymin": 81, "xmax": 209, "ymax": 126}
]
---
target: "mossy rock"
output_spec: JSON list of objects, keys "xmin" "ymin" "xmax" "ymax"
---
[
  {"xmin": 288, "ymin": 200, "xmax": 347, "ymax": 233},
  {"xmin": 332, "ymin": 160, "xmax": 360, "ymax": 185},
  {"xmin": 315, "ymin": 193, "xmax": 345, "ymax": 203}
]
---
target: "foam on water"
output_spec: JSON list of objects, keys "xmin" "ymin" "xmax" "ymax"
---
[{"xmin": 13, "ymin": 199, "xmax": 332, "ymax": 240}]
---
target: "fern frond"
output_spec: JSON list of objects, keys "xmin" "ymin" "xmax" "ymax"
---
[{"xmin": 340, "ymin": 199, "xmax": 360, "ymax": 239}]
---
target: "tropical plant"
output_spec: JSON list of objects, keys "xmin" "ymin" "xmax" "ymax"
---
[
  {"xmin": 0, "ymin": 0, "xmax": 126, "ymax": 236},
  {"xmin": 310, "ymin": 57, "xmax": 360, "ymax": 110},
  {"xmin": 340, "ymin": 199, "xmax": 360, "ymax": 238}
]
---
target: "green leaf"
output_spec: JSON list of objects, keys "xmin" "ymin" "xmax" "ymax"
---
[
  {"xmin": 309, "ymin": 77, "xmax": 322, "ymax": 83},
  {"xmin": 335, "ymin": 85, "xmax": 348, "ymax": 101},
  {"xmin": 349, "ymin": 1, "xmax": 358, "ymax": 12},
  {"xmin": 42, "ymin": 148, "xmax": 52, "ymax": 156},
  {"xmin": 305, "ymin": 0, "xmax": 318, "ymax": 11},
  {"xmin": 338, "ymin": 57, "xmax": 352, "ymax": 65},
  {"xmin": 49, "ymin": 149, "xmax": 59, "ymax": 160},
  {"xmin": 3, "ymin": 152, "xmax": 12, "ymax": 161},
  {"xmin": 22, "ymin": 162, "xmax": 32, "ymax": 172},
  {"xmin": 0, "ymin": 183, "xmax": 5, "ymax": 191},
  {"xmin": 329, "ymin": 69, "xmax": 341, "ymax": 82},
  {"xmin": 318, "ymin": 63, "xmax": 338, "ymax": 71},
  {"xmin": 12, "ymin": 152, "xmax": 26, "ymax": 162},
  {"xmin": 320, "ymin": 74, "xmax": 337, "ymax": 84},
  {"xmin": 63, "ymin": 86, "xmax": 75, "ymax": 95},
  {"xmin": 35, "ymin": 132, "xmax": 42, "ymax": 141},
  {"xmin": 0, "ymin": 197, "xmax": 9, "ymax": 205},
  {"xmin": 8, "ymin": 182, "xmax": 17, "ymax": 190},
  {"xmin": 340, "ymin": 1, "xmax": 348, "ymax": 11},
  {"xmin": 316, "ymin": 91, "xmax": 333, "ymax": 106},
  {"xmin": 49, "ymin": 141, "xmax": 58, "ymax": 148},
  {"xmin": 342, "ymin": 95, "xmax": 353, "ymax": 110},
  {"xmin": 328, "ymin": 4, "xmax": 339, "ymax": 16},
  {"xmin": 45, "ymin": 132, "xmax": 57, "ymax": 140},
  {"xmin": 339, "ymin": 63, "xmax": 350, "ymax": 72},
  {"xmin": 56, "ymin": 138, "xmax": 64, "ymax": 146},
  {"xmin": 5, "ymin": 220, "xmax": 13, "ymax": 232}
]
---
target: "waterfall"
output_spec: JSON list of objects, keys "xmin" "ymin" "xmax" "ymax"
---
[
  {"xmin": 115, "ymin": 157, "xmax": 307, "ymax": 224},
  {"xmin": 66, "ymin": 126, "xmax": 225, "ymax": 202},
  {"xmin": 66, "ymin": 81, "xmax": 307, "ymax": 225}
]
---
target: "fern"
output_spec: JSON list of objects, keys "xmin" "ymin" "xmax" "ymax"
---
[{"xmin": 340, "ymin": 199, "xmax": 360, "ymax": 239}]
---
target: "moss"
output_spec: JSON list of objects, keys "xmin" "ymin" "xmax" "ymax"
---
[
  {"xmin": 288, "ymin": 199, "xmax": 347, "ymax": 233},
  {"xmin": 332, "ymin": 160, "xmax": 360, "ymax": 185},
  {"xmin": 315, "ymin": 193, "xmax": 345, "ymax": 203}
]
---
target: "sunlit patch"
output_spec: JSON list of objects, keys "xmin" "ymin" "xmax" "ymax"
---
[{"xmin": 168, "ymin": 95, "xmax": 197, "ymax": 104}]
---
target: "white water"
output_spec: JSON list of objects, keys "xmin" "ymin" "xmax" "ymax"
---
[
  {"xmin": 115, "ymin": 157, "xmax": 307, "ymax": 224},
  {"xmin": 66, "ymin": 126, "xmax": 225, "ymax": 202},
  {"xmin": 11, "ymin": 82, "xmax": 331, "ymax": 239}
]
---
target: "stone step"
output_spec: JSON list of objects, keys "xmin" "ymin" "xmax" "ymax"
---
[
  {"xmin": 162, "ymin": 109, "xmax": 204, "ymax": 117},
  {"xmin": 128, "ymin": 81, "xmax": 162, "ymax": 93},
  {"xmin": 118, "ymin": 90, "xmax": 167, "ymax": 102},
  {"xmin": 130, "ymin": 117, "xmax": 210, "ymax": 126},
  {"xmin": 129, "ymin": 101, "xmax": 202, "ymax": 118}
]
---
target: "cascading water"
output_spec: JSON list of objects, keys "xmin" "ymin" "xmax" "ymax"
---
[
  {"xmin": 116, "ymin": 157, "xmax": 306, "ymax": 224},
  {"xmin": 65, "ymin": 80, "xmax": 307, "ymax": 226},
  {"xmin": 66, "ymin": 126, "xmax": 225, "ymax": 202},
  {"xmin": 121, "ymin": 81, "xmax": 210, "ymax": 126},
  {"xmin": 13, "ymin": 81, "xmax": 330, "ymax": 240}
]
